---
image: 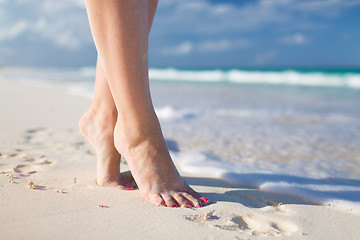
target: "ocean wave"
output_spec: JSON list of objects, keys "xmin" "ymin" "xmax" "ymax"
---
[
  {"xmin": 2, "ymin": 67, "xmax": 359, "ymax": 89},
  {"xmin": 149, "ymin": 68, "xmax": 360, "ymax": 89},
  {"xmin": 171, "ymin": 150, "xmax": 360, "ymax": 213},
  {"xmin": 155, "ymin": 105, "xmax": 359, "ymax": 124},
  {"xmin": 155, "ymin": 105, "xmax": 198, "ymax": 122}
]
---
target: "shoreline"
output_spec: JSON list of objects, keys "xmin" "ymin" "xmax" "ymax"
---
[{"xmin": 0, "ymin": 77, "xmax": 359, "ymax": 239}]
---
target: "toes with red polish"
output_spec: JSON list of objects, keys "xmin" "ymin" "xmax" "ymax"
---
[{"xmin": 200, "ymin": 197, "xmax": 209, "ymax": 204}]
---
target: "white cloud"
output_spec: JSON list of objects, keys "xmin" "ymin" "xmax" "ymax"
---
[
  {"xmin": 2, "ymin": 0, "xmax": 358, "ymax": 50},
  {"xmin": 0, "ymin": 20, "xmax": 28, "ymax": 41},
  {"xmin": 163, "ymin": 38, "xmax": 249, "ymax": 55},
  {"xmin": 162, "ymin": 41, "xmax": 193, "ymax": 55},
  {"xmin": 0, "ymin": 0, "xmax": 359, "ymax": 66},
  {"xmin": 281, "ymin": 33, "xmax": 308, "ymax": 45},
  {"xmin": 68, "ymin": 0, "xmax": 86, "ymax": 9},
  {"xmin": 285, "ymin": 0, "xmax": 360, "ymax": 16},
  {"xmin": 154, "ymin": 0, "xmax": 360, "ymax": 36},
  {"xmin": 198, "ymin": 40, "xmax": 231, "ymax": 52},
  {"xmin": 197, "ymin": 39, "xmax": 249, "ymax": 52},
  {"xmin": 0, "ymin": 0, "xmax": 91, "ymax": 49},
  {"xmin": 255, "ymin": 51, "xmax": 277, "ymax": 65}
]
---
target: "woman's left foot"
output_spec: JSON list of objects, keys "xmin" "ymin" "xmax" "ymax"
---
[{"xmin": 79, "ymin": 107, "xmax": 136, "ymax": 189}]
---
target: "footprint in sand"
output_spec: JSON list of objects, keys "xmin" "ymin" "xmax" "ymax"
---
[
  {"xmin": 0, "ymin": 151, "xmax": 53, "ymax": 176},
  {"xmin": 22, "ymin": 128, "xmax": 89, "ymax": 152},
  {"xmin": 185, "ymin": 210, "xmax": 298, "ymax": 237},
  {"xmin": 1, "ymin": 127, "xmax": 91, "ymax": 178},
  {"xmin": 23, "ymin": 128, "xmax": 54, "ymax": 145}
]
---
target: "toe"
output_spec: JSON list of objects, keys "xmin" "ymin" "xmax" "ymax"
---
[
  {"xmin": 172, "ymin": 193, "xmax": 191, "ymax": 208},
  {"xmin": 147, "ymin": 193, "xmax": 165, "ymax": 207},
  {"xmin": 116, "ymin": 185, "xmax": 126, "ymax": 190},
  {"xmin": 161, "ymin": 193, "xmax": 178, "ymax": 208},
  {"xmin": 200, "ymin": 196, "xmax": 210, "ymax": 205},
  {"xmin": 182, "ymin": 192, "xmax": 202, "ymax": 208}
]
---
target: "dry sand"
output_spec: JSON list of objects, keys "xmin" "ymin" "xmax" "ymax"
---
[{"xmin": 0, "ymin": 77, "xmax": 359, "ymax": 240}]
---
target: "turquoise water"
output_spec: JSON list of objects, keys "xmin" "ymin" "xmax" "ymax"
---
[{"xmin": 2, "ymin": 66, "xmax": 360, "ymax": 88}]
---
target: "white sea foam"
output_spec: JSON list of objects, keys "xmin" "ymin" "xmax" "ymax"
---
[
  {"xmin": 149, "ymin": 68, "xmax": 226, "ymax": 82},
  {"xmin": 171, "ymin": 150, "xmax": 360, "ymax": 213},
  {"xmin": 158, "ymin": 105, "xmax": 360, "ymax": 213},
  {"xmin": 67, "ymin": 83, "xmax": 94, "ymax": 99},
  {"xmin": 149, "ymin": 68, "xmax": 360, "ymax": 89},
  {"xmin": 155, "ymin": 105, "xmax": 197, "ymax": 122},
  {"xmin": 156, "ymin": 105, "xmax": 359, "ymax": 124}
]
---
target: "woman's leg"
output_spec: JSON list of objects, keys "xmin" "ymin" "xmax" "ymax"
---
[
  {"xmin": 79, "ymin": 0, "xmax": 159, "ymax": 188},
  {"xmin": 79, "ymin": 57, "xmax": 127, "ymax": 187},
  {"xmin": 85, "ymin": 0, "xmax": 206, "ymax": 207}
]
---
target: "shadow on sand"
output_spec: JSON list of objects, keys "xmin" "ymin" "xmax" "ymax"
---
[{"xmin": 183, "ymin": 173, "xmax": 360, "ymax": 209}]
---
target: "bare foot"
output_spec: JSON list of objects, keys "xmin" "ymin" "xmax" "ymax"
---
[
  {"xmin": 114, "ymin": 118, "xmax": 209, "ymax": 208},
  {"xmin": 79, "ymin": 107, "xmax": 136, "ymax": 189}
]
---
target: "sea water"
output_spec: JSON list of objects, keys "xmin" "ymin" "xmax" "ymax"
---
[{"xmin": 1, "ymin": 67, "xmax": 360, "ymax": 212}]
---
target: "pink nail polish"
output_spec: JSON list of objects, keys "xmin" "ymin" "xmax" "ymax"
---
[
  {"xmin": 200, "ymin": 197, "xmax": 208, "ymax": 203},
  {"xmin": 161, "ymin": 202, "xmax": 165, "ymax": 206},
  {"xmin": 186, "ymin": 204, "xmax": 191, "ymax": 208},
  {"xmin": 125, "ymin": 188, "xmax": 134, "ymax": 191},
  {"xmin": 173, "ymin": 205, "xmax": 178, "ymax": 208}
]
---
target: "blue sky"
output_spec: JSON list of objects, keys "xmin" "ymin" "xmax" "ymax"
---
[{"xmin": 0, "ymin": 0, "xmax": 359, "ymax": 68}]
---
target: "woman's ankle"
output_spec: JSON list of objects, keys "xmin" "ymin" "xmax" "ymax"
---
[
  {"xmin": 115, "ymin": 115, "xmax": 163, "ymax": 146},
  {"xmin": 88, "ymin": 105, "xmax": 117, "ymax": 126}
]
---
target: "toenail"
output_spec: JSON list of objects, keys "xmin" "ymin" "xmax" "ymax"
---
[
  {"xmin": 125, "ymin": 188, "xmax": 134, "ymax": 191},
  {"xmin": 186, "ymin": 204, "xmax": 191, "ymax": 208},
  {"xmin": 200, "ymin": 197, "xmax": 208, "ymax": 204},
  {"xmin": 161, "ymin": 202, "xmax": 165, "ymax": 206},
  {"xmin": 173, "ymin": 205, "xmax": 178, "ymax": 208}
]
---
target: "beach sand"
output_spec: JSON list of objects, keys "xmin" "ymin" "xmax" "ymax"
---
[{"xmin": 0, "ymin": 77, "xmax": 359, "ymax": 240}]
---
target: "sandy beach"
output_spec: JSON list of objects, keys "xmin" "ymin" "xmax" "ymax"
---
[{"xmin": 0, "ymin": 76, "xmax": 359, "ymax": 240}]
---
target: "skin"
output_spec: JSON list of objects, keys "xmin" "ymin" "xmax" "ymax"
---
[
  {"xmin": 80, "ymin": 0, "xmax": 208, "ymax": 208},
  {"xmin": 79, "ymin": 0, "xmax": 158, "ymax": 189}
]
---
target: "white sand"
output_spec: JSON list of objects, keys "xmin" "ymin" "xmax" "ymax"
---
[{"xmin": 0, "ymin": 77, "xmax": 359, "ymax": 240}]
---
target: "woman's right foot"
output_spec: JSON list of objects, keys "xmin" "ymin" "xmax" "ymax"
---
[
  {"xmin": 114, "ymin": 115, "xmax": 209, "ymax": 208},
  {"xmin": 79, "ymin": 107, "xmax": 136, "ymax": 189}
]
